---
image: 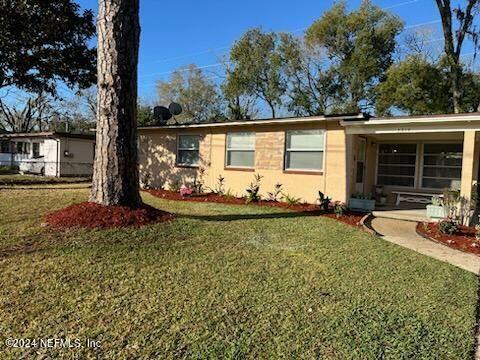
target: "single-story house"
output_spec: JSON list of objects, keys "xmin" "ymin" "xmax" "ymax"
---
[
  {"xmin": 137, "ymin": 112, "xmax": 479, "ymax": 211},
  {"xmin": 0, "ymin": 131, "xmax": 95, "ymax": 177}
]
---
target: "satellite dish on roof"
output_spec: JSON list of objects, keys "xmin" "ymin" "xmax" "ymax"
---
[
  {"xmin": 153, "ymin": 106, "xmax": 172, "ymax": 124},
  {"xmin": 168, "ymin": 102, "xmax": 183, "ymax": 116}
]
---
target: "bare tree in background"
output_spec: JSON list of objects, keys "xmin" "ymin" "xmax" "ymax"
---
[
  {"xmin": 90, "ymin": 0, "xmax": 142, "ymax": 207},
  {"xmin": 0, "ymin": 95, "xmax": 52, "ymax": 132},
  {"xmin": 435, "ymin": 0, "xmax": 480, "ymax": 113}
]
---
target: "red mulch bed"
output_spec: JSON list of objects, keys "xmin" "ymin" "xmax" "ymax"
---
[
  {"xmin": 146, "ymin": 189, "xmax": 365, "ymax": 228},
  {"xmin": 416, "ymin": 222, "xmax": 479, "ymax": 256},
  {"xmin": 46, "ymin": 202, "xmax": 174, "ymax": 230}
]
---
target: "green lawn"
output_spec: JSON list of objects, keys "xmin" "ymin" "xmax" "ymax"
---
[{"xmin": 0, "ymin": 188, "xmax": 478, "ymax": 359}]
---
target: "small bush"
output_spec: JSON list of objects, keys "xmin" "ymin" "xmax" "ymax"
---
[
  {"xmin": 267, "ymin": 183, "xmax": 283, "ymax": 202},
  {"xmin": 430, "ymin": 195, "xmax": 443, "ymax": 206},
  {"xmin": 193, "ymin": 167, "xmax": 206, "ymax": 194},
  {"xmin": 245, "ymin": 174, "xmax": 263, "ymax": 204},
  {"xmin": 169, "ymin": 180, "xmax": 181, "ymax": 193},
  {"xmin": 333, "ymin": 201, "xmax": 346, "ymax": 218},
  {"xmin": 213, "ymin": 175, "xmax": 225, "ymax": 195},
  {"xmin": 283, "ymin": 193, "xmax": 301, "ymax": 206},
  {"xmin": 438, "ymin": 219, "xmax": 459, "ymax": 235},
  {"xmin": 318, "ymin": 191, "xmax": 332, "ymax": 211}
]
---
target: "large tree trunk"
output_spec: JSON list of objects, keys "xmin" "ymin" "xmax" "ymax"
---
[{"xmin": 90, "ymin": 0, "xmax": 142, "ymax": 207}]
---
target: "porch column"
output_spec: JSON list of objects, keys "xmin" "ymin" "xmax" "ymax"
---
[{"xmin": 460, "ymin": 131, "xmax": 479, "ymax": 222}]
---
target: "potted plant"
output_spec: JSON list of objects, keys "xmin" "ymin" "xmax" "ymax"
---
[
  {"xmin": 348, "ymin": 192, "xmax": 375, "ymax": 212},
  {"xmin": 426, "ymin": 195, "xmax": 446, "ymax": 219}
]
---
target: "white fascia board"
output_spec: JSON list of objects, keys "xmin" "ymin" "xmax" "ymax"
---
[
  {"xmin": 139, "ymin": 114, "xmax": 365, "ymax": 131},
  {"xmin": 341, "ymin": 114, "xmax": 480, "ymax": 127},
  {"xmin": 344, "ymin": 122, "xmax": 480, "ymax": 135}
]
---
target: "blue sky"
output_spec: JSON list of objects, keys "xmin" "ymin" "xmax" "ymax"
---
[{"xmin": 73, "ymin": 0, "xmax": 454, "ymax": 102}]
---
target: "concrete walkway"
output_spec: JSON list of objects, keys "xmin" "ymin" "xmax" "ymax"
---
[{"xmin": 368, "ymin": 217, "xmax": 480, "ymax": 274}]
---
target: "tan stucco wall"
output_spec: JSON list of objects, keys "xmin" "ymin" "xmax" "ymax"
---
[{"xmin": 138, "ymin": 121, "xmax": 350, "ymax": 203}]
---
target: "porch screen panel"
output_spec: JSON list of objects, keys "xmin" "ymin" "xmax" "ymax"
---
[
  {"xmin": 422, "ymin": 143, "xmax": 462, "ymax": 189},
  {"xmin": 377, "ymin": 144, "xmax": 416, "ymax": 187}
]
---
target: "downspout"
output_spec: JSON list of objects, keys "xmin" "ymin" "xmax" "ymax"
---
[{"xmin": 56, "ymin": 138, "xmax": 61, "ymax": 177}]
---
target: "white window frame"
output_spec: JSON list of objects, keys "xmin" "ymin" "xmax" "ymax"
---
[
  {"xmin": 225, "ymin": 132, "xmax": 256, "ymax": 169},
  {"xmin": 375, "ymin": 141, "xmax": 463, "ymax": 190},
  {"xmin": 284, "ymin": 129, "xmax": 326, "ymax": 172},
  {"xmin": 176, "ymin": 134, "xmax": 200, "ymax": 167}
]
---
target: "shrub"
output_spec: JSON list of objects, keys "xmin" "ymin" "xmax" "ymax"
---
[
  {"xmin": 224, "ymin": 188, "xmax": 236, "ymax": 198},
  {"xmin": 333, "ymin": 201, "xmax": 346, "ymax": 218},
  {"xmin": 141, "ymin": 172, "xmax": 151, "ymax": 190},
  {"xmin": 318, "ymin": 191, "xmax": 332, "ymax": 211},
  {"xmin": 213, "ymin": 175, "xmax": 225, "ymax": 195},
  {"xmin": 438, "ymin": 219, "xmax": 459, "ymax": 235},
  {"xmin": 169, "ymin": 180, "xmax": 181, "ymax": 193},
  {"xmin": 430, "ymin": 195, "xmax": 442, "ymax": 206},
  {"xmin": 193, "ymin": 167, "xmax": 206, "ymax": 194},
  {"xmin": 245, "ymin": 174, "xmax": 263, "ymax": 204},
  {"xmin": 283, "ymin": 193, "xmax": 301, "ymax": 206},
  {"xmin": 180, "ymin": 185, "xmax": 193, "ymax": 197},
  {"xmin": 443, "ymin": 189, "xmax": 460, "ymax": 219},
  {"xmin": 267, "ymin": 183, "xmax": 283, "ymax": 202}
]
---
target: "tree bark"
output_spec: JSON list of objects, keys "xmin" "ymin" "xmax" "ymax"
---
[
  {"xmin": 90, "ymin": 0, "xmax": 142, "ymax": 207},
  {"xmin": 435, "ymin": 0, "xmax": 478, "ymax": 114}
]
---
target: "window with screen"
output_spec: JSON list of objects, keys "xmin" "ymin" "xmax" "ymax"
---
[
  {"xmin": 226, "ymin": 132, "xmax": 255, "ymax": 168},
  {"xmin": 285, "ymin": 130, "xmax": 325, "ymax": 171},
  {"xmin": 422, "ymin": 143, "xmax": 462, "ymax": 189},
  {"xmin": 377, "ymin": 144, "xmax": 417, "ymax": 187},
  {"xmin": 176, "ymin": 135, "xmax": 200, "ymax": 166}
]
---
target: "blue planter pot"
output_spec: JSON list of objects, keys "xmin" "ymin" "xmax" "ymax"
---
[
  {"xmin": 348, "ymin": 198, "xmax": 375, "ymax": 212},
  {"xmin": 426, "ymin": 205, "xmax": 446, "ymax": 219}
]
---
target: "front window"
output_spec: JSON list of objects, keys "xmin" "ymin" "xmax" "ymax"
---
[
  {"xmin": 177, "ymin": 135, "xmax": 200, "ymax": 166},
  {"xmin": 32, "ymin": 143, "xmax": 40, "ymax": 157},
  {"xmin": 377, "ymin": 144, "xmax": 417, "ymax": 187},
  {"xmin": 422, "ymin": 143, "xmax": 462, "ymax": 189},
  {"xmin": 226, "ymin": 132, "xmax": 255, "ymax": 168},
  {"xmin": 0, "ymin": 140, "xmax": 9, "ymax": 153},
  {"xmin": 285, "ymin": 130, "xmax": 325, "ymax": 171}
]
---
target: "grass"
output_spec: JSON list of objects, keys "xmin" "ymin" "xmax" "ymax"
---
[
  {"xmin": 0, "ymin": 188, "xmax": 478, "ymax": 359},
  {"xmin": 0, "ymin": 174, "xmax": 91, "ymax": 186}
]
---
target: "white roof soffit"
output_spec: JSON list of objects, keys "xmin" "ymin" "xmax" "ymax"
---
[
  {"xmin": 340, "ymin": 114, "xmax": 480, "ymax": 134},
  {"xmin": 139, "ymin": 113, "xmax": 365, "ymax": 130}
]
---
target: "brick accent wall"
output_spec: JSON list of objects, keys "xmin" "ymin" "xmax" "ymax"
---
[{"xmin": 255, "ymin": 131, "xmax": 284, "ymax": 170}]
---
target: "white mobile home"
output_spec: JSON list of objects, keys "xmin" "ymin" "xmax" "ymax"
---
[{"xmin": 0, "ymin": 132, "xmax": 95, "ymax": 177}]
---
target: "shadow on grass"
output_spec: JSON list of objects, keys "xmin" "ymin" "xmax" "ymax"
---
[{"xmin": 177, "ymin": 210, "xmax": 323, "ymax": 222}]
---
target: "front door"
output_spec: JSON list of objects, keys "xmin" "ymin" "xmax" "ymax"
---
[{"xmin": 355, "ymin": 138, "xmax": 366, "ymax": 193}]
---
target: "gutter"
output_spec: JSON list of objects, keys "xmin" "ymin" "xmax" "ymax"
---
[{"xmin": 139, "ymin": 114, "xmax": 366, "ymax": 131}]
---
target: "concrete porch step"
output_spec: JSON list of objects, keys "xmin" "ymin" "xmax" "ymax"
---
[{"xmin": 372, "ymin": 209, "xmax": 430, "ymax": 223}]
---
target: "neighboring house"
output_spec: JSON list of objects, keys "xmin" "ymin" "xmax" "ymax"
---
[
  {"xmin": 137, "ymin": 112, "xmax": 480, "ymax": 208},
  {"xmin": 0, "ymin": 132, "xmax": 95, "ymax": 177}
]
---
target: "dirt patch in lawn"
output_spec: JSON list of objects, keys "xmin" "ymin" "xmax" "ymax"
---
[
  {"xmin": 146, "ymin": 189, "xmax": 365, "ymax": 228},
  {"xmin": 416, "ymin": 222, "xmax": 480, "ymax": 256},
  {"xmin": 46, "ymin": 202, "xmax": 174, "ymax": 230}
]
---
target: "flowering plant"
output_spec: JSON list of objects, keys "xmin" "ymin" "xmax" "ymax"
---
[{"xmin": 180, "ymin": 185, "xmax": 193, "ymax": 197}]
